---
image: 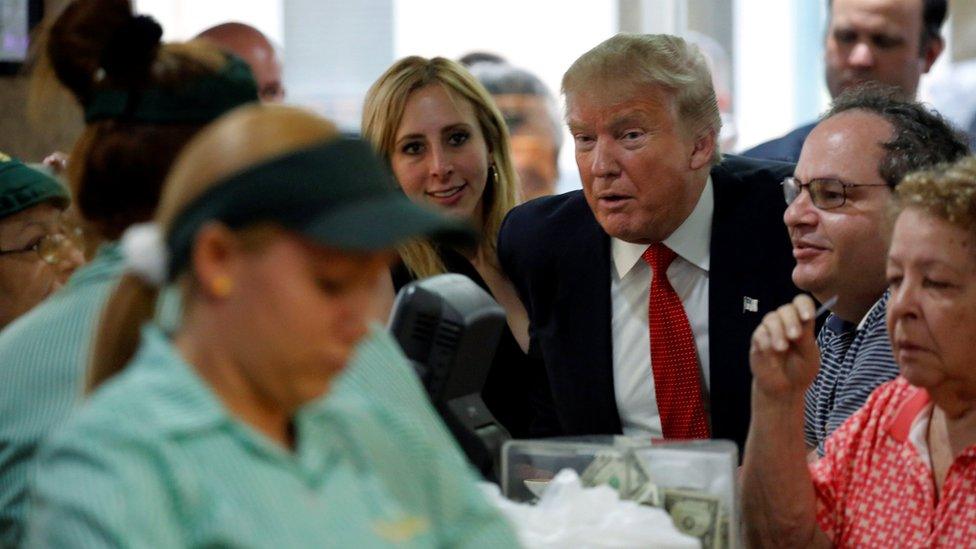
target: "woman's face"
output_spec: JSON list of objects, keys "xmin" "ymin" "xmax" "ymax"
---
[
  {"xmin": 887, "ymin": 208, "xmax": 976, "ymax": 407},
  {"xmin": 0, "ymin": 203, "xmax": 83, "ymax": 328},
  {"xmin": 390, "ymin": 83, "xmax": 491, "ymax": 223},
  {"xmin": 223, "ymin": 231, "xmax": 391, "ymax": 406}
]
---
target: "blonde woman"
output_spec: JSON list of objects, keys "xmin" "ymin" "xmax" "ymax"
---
[
  {"xmin": 26, "ymin": 104, "xmax": 518, "ymax": 547},
  {"xmin": 363, "ymin": 56, "xmax": 538, "ymax": 440}
]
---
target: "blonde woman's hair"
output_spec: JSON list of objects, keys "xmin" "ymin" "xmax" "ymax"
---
[
  {"xmin": 361, "ymin": 56, "xmax": 518, "ymax": 279},
  {"xmin": 562, "ymin": 33, "xmax": 723, "ymax": 166},
  {"xmin": 893, "ymin": 156, "xmax": 976, "ymax": 239},
  {"xmin": 89, "ymin": 104, "xmax": 342, "ymax": 390}
]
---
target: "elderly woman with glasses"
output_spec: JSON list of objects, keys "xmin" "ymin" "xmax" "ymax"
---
[
  {"xmin": 0, "ymin": 155, "xmax": 83, "ymax": 329},
  {"xmin": 742, "ymin": 156, "xmax": 976, "ymax": 547}
]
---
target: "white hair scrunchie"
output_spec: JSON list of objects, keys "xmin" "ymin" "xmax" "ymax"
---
[{"xmin": 120, "ymin": 222, "xmax": 168, "ymax": 286}]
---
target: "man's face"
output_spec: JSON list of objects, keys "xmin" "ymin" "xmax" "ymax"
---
[
  {"xmin": 785, "ymin": 110, "xmax": 894, "ymax": 318},
  {"xmin": 493, "ymin": 93, "xmax": 560, "ymax": 201},
  {"xmin": 567, "ymin": 85, "xmax": 713, "ymax": 244},
  {"xmin": 825, "ymin": 0, "xmax": 937, "ymax": 99}
]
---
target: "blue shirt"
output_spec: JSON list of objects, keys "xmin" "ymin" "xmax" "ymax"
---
[{"xmin": 803, "ymin": 291, "xmax": 898, "ymax": 455}]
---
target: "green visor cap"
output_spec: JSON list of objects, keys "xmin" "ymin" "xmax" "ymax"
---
[
  {"xmin": 0, "ymin": 154, "xmax": 70, "ymax": 220},
  {"xmin": 84, "ymin": 54, "xmax": 259, "ymax": 124},
  {"xmin": 165, "ymin": 138, "xmax": 477, "ymax": 280}
]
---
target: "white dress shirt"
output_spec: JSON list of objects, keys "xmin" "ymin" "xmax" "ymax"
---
[{"xmin": 610, "ymin": 178, "xmax": 713, "ymax": 437}]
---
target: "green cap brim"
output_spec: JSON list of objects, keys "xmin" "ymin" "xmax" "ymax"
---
[
  {"xmin": 0, "ymin": 159, "xmax": 70, "ymax": 219},
  {"xmin": 302, "ymin": 193, "xmax": 477, "ymax": 251}
]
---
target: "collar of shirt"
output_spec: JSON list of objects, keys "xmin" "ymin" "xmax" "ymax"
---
[
  {"xmin": 64, "ymin": 241, "xmax": 124, "ymax": 290},
  {"xmin": 611, "ymin": 176, "xmax": 713, "ymax": 279},
  {"xmin": 123, "ymin": 324, "xmax": 344, "ymax": 457},
  {"xmin": 885, "ymin": 378, "xmax": 976, "ymax": 469},
  {"xmin": 856, "ymin": 289, "xmax": 890, "ymax": 331}
]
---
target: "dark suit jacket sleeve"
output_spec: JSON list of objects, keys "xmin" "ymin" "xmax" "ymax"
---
[
  {"xmin": 498, "ymin": 207, "xmax": 564, "ymax": 437},
  {"xmin": 740, "ymin": 122, "xmax": 816, "ymax": 164}
]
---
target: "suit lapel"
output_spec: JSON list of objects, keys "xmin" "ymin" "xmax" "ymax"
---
[{"xmin": 550, "ymin": 207, "xmax": 621, "ymax": 434}]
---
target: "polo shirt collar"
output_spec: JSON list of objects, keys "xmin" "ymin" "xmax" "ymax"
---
[
  {"xmin": 612, "ymin": 176, "xmax": 713, "ymax": 279},
  {"xmin": 64, "ymin": 241, "xmax": 125, "ymax": 289},
  {"xmin": 128, "ymin": 323, "xmax": 227, "ymax": 434}
]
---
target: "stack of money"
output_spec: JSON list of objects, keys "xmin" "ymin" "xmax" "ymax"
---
[{"xmin": 577, "ymin": 452, "xmax": 730, "ymax": 549}]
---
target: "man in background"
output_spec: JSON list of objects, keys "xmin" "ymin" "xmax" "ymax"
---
[
  {"xmin": 197, "ymin": 22, "xmax": 284, "ymax": 102},
  {"xmin": 743, "ymin": 0, "xmax": 946, "ymax": 162},
  {"xmin": 464, "ymin": 56, "xmax": 563, "ymax": 201}
]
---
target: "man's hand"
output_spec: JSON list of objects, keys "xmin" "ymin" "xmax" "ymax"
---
[{"xmin": 749, "ymin": 294, "xmax": 821, "ymax": 400}]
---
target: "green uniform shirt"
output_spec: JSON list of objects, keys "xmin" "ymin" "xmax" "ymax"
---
[
  {"xmin": 25, "ymin": 325, "xmax": 519, "ymax": 548},
  {"xmin": 0, "ymin": 244, "xmax": 124, "ymax": 545}
]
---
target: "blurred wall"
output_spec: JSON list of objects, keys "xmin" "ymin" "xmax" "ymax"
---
[{"xmin": 0, "ymin": 0, "xmax": 82, "ymax": 162}]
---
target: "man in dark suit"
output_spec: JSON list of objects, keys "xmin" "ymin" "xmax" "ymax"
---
[
  {"xmin": 498, "ymin": 33, "xmax": 798, "ymax": 451},
  {"xmin": 743, "ymin": 0, "xmax": 947, "ymax": 163}
]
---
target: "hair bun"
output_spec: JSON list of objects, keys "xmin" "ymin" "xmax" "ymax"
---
[{"xmin": 100, "ymin": 14, "xmax": 163, "ymax": 82}]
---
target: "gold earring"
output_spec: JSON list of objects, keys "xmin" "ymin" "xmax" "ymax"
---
[{"xmin": 211, "ymin": 275, "xmax": 234, "ymax": 297}]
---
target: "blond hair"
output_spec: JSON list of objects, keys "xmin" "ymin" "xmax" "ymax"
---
[
  {"xmin": 893, "ymin": 156, "xmax": 976, "ymax": 237},
  {"xmin": 562, "ymin": 33, "xmax": 722, "ymax": 166},
  {"xmin": 89, "ymin": 104, "xmax": 342, "ymax": 390},
  {"xmin": 361, "ymin": 56, "xmax": 517, "ymax": 278}
]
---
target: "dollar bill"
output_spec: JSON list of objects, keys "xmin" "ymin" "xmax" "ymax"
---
[
  {"xmin": 663, "ymin": 488, "xmax": 722, "ymax": 549},
  {"xmin": 579, "ymin": 452, "xmax": 628, "ymax": 491}
]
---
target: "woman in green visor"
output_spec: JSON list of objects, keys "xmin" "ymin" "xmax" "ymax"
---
[
  {"xmin": 26, "ymin": 104, "xmax": 518, "ymax": 548},
  {"xmin": 0, "ymin": 155, "xmax": 83, "ymax": 329},
  {"xmin": 0, "ymin": 0, "xmax": 259, "ymax": 542}
]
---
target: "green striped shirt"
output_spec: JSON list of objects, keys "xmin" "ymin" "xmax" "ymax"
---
[
  {"xmin": 25, "ymin": 325, "xmax": 519, "ymax": 547},
  {"xmin": 0, "ymin": 244, "xmax": 124, "ymax": 546}
]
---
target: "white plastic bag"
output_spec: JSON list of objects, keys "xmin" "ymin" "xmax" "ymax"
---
[{"xmin": 481, "ymin": 469, "xmax": 700, "ymax": 549}]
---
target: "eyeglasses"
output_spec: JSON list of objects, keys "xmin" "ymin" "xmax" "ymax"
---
[
  {"xmin": 782, "ymin": 177, "xmax": 889, "ymax": 210},
  {"xmin": 0, "ymin": 223, "xmax": 84, "ymax": 265}
]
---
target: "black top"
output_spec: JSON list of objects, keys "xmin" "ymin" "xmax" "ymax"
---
[{"xmin": 391, "ymin": 247, "xmax": 535, "ymax": 439}]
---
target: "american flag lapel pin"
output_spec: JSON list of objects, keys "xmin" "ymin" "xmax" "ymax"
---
[{"xmin": 743, "ymin": 296, "xmax": 759, "ymax": 313}]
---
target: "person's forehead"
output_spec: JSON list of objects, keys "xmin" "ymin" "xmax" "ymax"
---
[
  {"xmin": 830, "ymin": 0, "xmax": 923, "ymax": 32},
  {"xmin": 798, "ymin": 111, "xmax": 893, "ymax": 177},
  {"xmin": 397, "ymin": 84, "xmax": 479, "ymax": 134},
  {"xmin": 566, "ymin": 86, "xmax": 675, "ymax": 125},
  {"xmin": 891, "ymin": 209, "xmax": 974, "ymax": 267},
  {"xmin": 0, "ymin": 203, "xmax": 60, "ymax": 238}
]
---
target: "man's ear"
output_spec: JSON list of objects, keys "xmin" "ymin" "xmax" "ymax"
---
[
  {"xmin": 689, "ymin": 127, "xmax": 717, "ymax": 171},
  {"xmin": 921, "ymin": 36, "xmax": 945, "ymax": 74}
]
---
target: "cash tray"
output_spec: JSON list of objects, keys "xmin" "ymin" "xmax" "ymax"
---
[{"xmin": 501, "ymin": 436, "xmax": 739, "ymax": 549}]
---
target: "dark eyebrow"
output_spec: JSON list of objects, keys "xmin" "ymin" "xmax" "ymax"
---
[{"xmin": 440, "ymin": 122, "xmax": 473, "ymax": 134}]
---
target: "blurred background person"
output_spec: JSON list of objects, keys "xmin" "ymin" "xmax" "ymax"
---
[
  {"xmin": 0, "ymin": 154, "xmax": 82, "ymax": 330},
  {"xmin": 682, "ymin": 31, "xmax": 738, "ymax": 154},
  {"xmin": 362, "ymin": 56, "xmax": 537, "ymax": 442},
  {"xmin": 744, "ymin": 0, "xmax": 947, "ymax": 162},
  {"xmin": 0, "ymin": 0, "xmax": 259, "ymax": 542},
  {"xmin": 27, "ymin": 104, "xmax": 516, "ymax": 547},
  {"xmin": 743, "ymin": 156, "xmax": 976, "ymax": 547},
  {"xmin": 465, "ymin": 57, "xmax": 563, "ymax": 201},
  {"xmin": 196, "ymin": 21, "xmax": 285, "ymax": 103}
]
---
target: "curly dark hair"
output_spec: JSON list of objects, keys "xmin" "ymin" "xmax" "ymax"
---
[{"xmin": 821, "ymin": 83, "xmax": 969, "ymax": 189}]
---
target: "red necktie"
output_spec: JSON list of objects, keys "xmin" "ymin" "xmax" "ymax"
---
[{"xmin": 642, "ymin": 243, "xmax": 710, "ymax": 439}]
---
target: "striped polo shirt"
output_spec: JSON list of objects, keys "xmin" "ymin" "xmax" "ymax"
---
[
  {"xmin": 0, "ymin": 243, "xmax": 124, "ymax": 546},
  {"xmin": 24, "ymin": 325, "xmax": 518, "ymax": 547},
  {"xmin": 803, "ymin": 290, "xmax": 898, "ymax": 456}
]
